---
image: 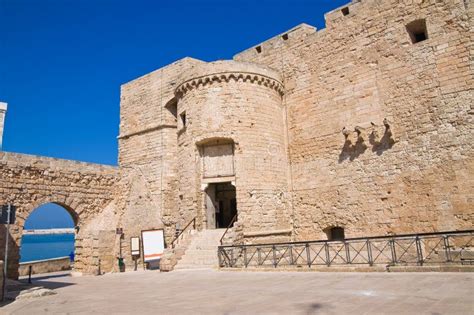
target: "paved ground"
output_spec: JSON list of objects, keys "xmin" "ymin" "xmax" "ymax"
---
[{"xmin": 1, "ymin": 269, "xmax": 473, "ymax": 314}]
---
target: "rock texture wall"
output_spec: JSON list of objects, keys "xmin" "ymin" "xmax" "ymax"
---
[
  {"xmin": 117, "ymin": 57, "xmax": 204, "ymax": 268},
  {"xmin": 234, "ymin": 0, "xmax": 473, "ymax": 240},
  {"xmin": 0, "ymin": 152, "xmax": 119, "ymax": 278}
]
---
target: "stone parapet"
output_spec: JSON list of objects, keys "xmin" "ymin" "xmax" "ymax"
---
[{"xmin": 19, "ymin": 256, "xmax": 71, "ymax": 276}]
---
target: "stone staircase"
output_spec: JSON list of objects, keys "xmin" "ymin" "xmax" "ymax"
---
[{"xmin": 173, "ymin": 229, "xmax": 224, "ymax": 270}]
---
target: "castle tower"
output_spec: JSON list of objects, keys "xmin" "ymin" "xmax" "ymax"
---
[{"xmin": 174, "ymin": 61, "xmax": 292, "ymax": 242}]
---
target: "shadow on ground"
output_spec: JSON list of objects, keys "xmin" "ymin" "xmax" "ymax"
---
[{"xmin": 0, "ymin": 273, "xmax": 75, "ymax": 307}]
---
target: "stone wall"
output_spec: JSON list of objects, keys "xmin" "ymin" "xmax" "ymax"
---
[
  {"xmin": 117, "ymin": 57, "xmax": 204, "ymax": 269},
  {"xmin": 18, "ymin": 256, "xmax": 71, "ymax": 276},
  {"xmin": 0, "ymin": 152, "xmax": 119, "ymax": 278},
  {"xmin": 234, "ymin": 0, "xmax": 473, "ymax": 240}
]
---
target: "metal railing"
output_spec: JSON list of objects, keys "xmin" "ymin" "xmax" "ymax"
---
[
  {"xmin": 218, "ymin": 230, "xmax": 473, "ymax": 268},
  {"xmin": 220, "ymin": 214, "xmax": 238, "ymax": 245},
  {"xmin": 171, "ymin": 217, "xmax": 196, "ymax": 249}
]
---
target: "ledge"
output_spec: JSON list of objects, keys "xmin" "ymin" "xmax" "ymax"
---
[
  {"xmin": 244, "ymin": 229, "xmax": 292, "ymax": 237},
  {"xmin": 118, "ymin": 123, "xmax": 177, "ymax": 139}
]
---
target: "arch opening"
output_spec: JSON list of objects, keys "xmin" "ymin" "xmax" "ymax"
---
[{"xmin": 20, "ymin": 203, "xmax": 76, "ymax": 266}]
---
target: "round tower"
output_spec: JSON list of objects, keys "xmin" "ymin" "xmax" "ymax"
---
[{"xmin": 174, "ymin": 61, "xmax": 291, "ymax": 242}]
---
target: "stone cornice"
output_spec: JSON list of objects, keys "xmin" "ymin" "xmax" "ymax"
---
[{"xmin": 175, "ymin": 71, "xmax": 285, "ymax": 98}]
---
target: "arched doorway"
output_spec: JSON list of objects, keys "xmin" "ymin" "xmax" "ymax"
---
[{"xmin": 20, "ymin": 203, "xmax": 76, "ymax": 268}]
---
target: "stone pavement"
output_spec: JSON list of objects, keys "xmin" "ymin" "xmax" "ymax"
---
[{"xmin": 1, "ymin": 270, "xmax": 473, "ymax": 314}]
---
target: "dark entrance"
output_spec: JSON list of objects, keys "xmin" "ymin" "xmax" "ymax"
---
[
  {"xmin": 216, "ymin": 182, "xmax": 236, "ymax": 228},
  {"xmin": 205, "ymin": 182, "xmax": 237, "ymax": 229}
]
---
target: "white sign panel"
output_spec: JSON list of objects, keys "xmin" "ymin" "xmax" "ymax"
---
[
  {"xmin": 141, "ymin": 230, "xmax": 165, "ymax": 262},
  {"xmin": 130, "ymin": 237, "xmax": 140, "ymax": 256}
]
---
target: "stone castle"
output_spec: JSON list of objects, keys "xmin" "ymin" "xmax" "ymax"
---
[{"xmin": 0, "ymin": 0, "xmax": 472, "ymax": 277}]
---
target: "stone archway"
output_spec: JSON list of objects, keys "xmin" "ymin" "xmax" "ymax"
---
[{"xmin": 0, "ymin": 152, "xmax": 119, "ymax": 279}]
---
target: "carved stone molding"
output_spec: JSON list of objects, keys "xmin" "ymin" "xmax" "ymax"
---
[{"xmin": 175, "ymin": 71, "xmax": 285, "ymax": 98}]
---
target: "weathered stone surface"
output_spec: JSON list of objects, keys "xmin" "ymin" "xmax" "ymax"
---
[
  {"xmin": 1, "ymin": 0, "xmax": 472, "ymax": 275},
  {"xmin": 0, "ymin": 152, "xmax": 119, "ymax": 278},
  {"xmin": 232, "ymin": 0, "xmax": 473, "ymax": 240}
]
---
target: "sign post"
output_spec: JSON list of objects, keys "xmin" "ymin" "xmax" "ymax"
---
[
  {"xmin": 130, "ymin": 237, "xmax": 140, "ymax": 271},
  {"xmin": 2, "ymin": 204, "xmax": 13, "ymax": 302}
]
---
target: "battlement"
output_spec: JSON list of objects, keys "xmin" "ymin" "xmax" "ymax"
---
[
  {"xmin": 233, "ymin": 23, "xmax": 317, "ymax": 61},
  {"xmin": 234, "ymin": 1, "xmax": 370, "ymax": 61},
  {"xmin": 324, "ymin": 0, "xmax": 362, "ymax": 26}
]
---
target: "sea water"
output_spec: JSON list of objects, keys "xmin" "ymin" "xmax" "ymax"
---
[{"xmin": 20, "ymin": 233, "xmax": 75, "ymax": 262}]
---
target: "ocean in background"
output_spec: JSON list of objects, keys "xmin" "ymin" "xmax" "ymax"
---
[{"xmin": 20, "ymin": 233, "xmax": 75, "ymax": 262}]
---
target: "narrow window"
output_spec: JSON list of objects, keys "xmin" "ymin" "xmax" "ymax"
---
[
  {"xmin": 282, "ymin": 34, "xmax": 289, "ymax": 41},
  {"xmin": 406, "ymin": 19, "xmax": 428, "ymax": 44},
  {"xmin": 341, "ymin": 7, "xmax": 350, "ymax": 16},
  {"xmin": 255, "ymin": 46, "xmax": 262, "ymax": 54},
  {"xmin": 180, "ymin": 111, "xmax": 186, "ymax": 128},
  {"xmin": 326, "ymin": 227, "xmax": 345, "ymax": 241}
]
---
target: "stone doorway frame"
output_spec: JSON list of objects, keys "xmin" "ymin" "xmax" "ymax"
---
[{"xmin": 201, "ymin": 179, "xmax": 236, "ymax": 230}]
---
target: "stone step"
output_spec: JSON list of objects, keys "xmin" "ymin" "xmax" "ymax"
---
[
  {"xmin": 179, "ymin": 253, "xmax": 218, "ymax": 259},
  {"xmin": 176, "ymin": 257, "xmax": 218, "ymax": 264},
  {"xmin": 178, "ymin": 254, "xmax": 217, "ymax": 260},
  {"xmin": 173, "ymin": 230, "xmax": 223, "ymax": 270},
  {"xmin": 188, "ymin": 246, "xmax": 219, "ymax": 250},
  {"xmin": 179, "ymin": 254, "xmax": 218, "ymax": 261},
  {"xmin": 182, "ymin": 251, "xmax": 218, "ymax": 256}
]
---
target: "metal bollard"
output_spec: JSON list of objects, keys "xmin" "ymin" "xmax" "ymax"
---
[{"xmin": 28, "ymin": 265, "xmax": 32, "ymax": 284}]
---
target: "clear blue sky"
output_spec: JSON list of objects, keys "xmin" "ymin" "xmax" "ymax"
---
[
  {"xmin": 1, "ymin": 0, "xmax": 349, "ymax": 226},
  {"xmin": 24, "ymin": 203, "xmax": 75, "ymax": 229}
]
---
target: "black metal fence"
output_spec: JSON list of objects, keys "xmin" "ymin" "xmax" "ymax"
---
[{"xmin": 218, "ymin": 230, "xmax": 473, "ymax": 268}]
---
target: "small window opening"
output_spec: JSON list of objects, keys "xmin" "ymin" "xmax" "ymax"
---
[
  {"xmin": 255, "ymin": 46, "xmax": 262, "ymax": 54},
  {"xmin": 326, "ymin": 227, "xmax": 345, "ymax": 241},
  {"xmin": 406, "ymin": 19, "xmax": 428, "ymax": 44},
  {"xmin": 180, "ymin": 111, "xmax": 186, "ymax": 128},
  {"xmin": 341, "ymin": 7, "xmax": 350, "ymax": 16},
  {"xmin": 282, "ymin": 34, "xmax": 289, "ymax": 41}
]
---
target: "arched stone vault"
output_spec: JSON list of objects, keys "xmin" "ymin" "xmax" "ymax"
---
[{"xmin": 0, "ymin": 152, "xmax": 119, "ymax": 279}]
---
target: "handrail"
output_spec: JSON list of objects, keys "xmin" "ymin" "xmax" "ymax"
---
[
  {"xmin": 171, "ymin": 217, "xmax": 196, "ymax": 248},
  {"xmin": 219, "ymin": 229, "xmax": 474, "ymax": 248},
  {"xmin": 220, "ymin": 214, "xmax": 238, "ymax": 245},
  {"xmin": 218, "ymin": 229, "xmax": 474, "ymax": 268}
]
